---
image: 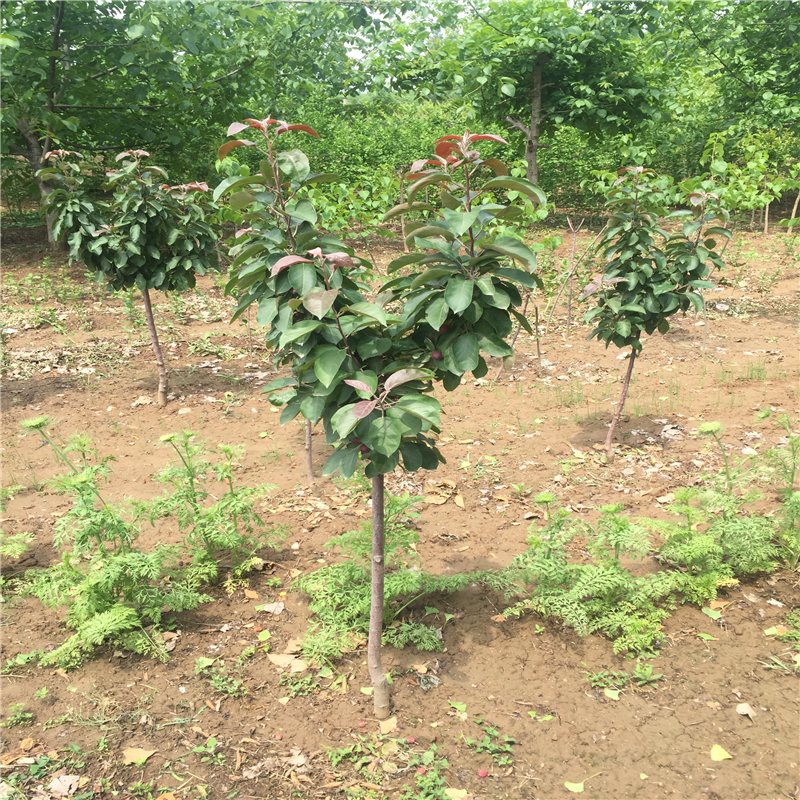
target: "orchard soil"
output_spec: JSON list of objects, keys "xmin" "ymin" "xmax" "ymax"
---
[{"xmin": 1, "ymin": 224, "xmax": 799, "ymax": 800}]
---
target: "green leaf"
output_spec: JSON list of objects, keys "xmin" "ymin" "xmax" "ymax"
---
[
  {"xmin": 302, "ymin": 288, "xmax": 337, "ymax": 318},
  {"xmin": 451, "ymin": 333, "xmax": 480, "ymax": 373},
  {"xmin": 357, "ymin": 337, "xmax": 393, "ymax": 359},
  {"xmin": 331, "ymin": 404, "xmax": 360, "ymax": 439},
  {"xmin": 315, "ymin": 347, "xmax": 346, "ymax": 388},
  {"xmin": 482, "ymin": 177, "xmax": 546, "ymax": 206},
  {"xmin": 411, "ymin": 268, "xmax": 457, "ymax": 289},
  {"xmin": 369, "ymin": 417, "xmax": 404, "ymax": 457},
  {"xmin": 500, "ymin": 83, "xmax": 516, "ymax": 97},
  {"xmin": 387, "ymin": 253, "xmax": 425, "ymax": 273},
  {"xmin": 348, "ymin": 302, "xmax": 387, "ymax": 326},
  {"xmin": 400, "ymin": 441, "xmax": 424, "ymax": 472},
  {"xmin": 285, "ymin": 198, "xmax": 317, "ymax": 225},
  {"xmin": 279, "ymin": 320, "xmax": 322, "ymax": 347},
  {"xmin": 289, "ymin": 262, "xmax": 318, "ymax": 295},
  {"xmin": 444, "ymin": 278, "xmax": 474, "ymax": 314},
  {"xmin": 276, "ymin": 149, "xmax": 310, "ymax": 182},
  {"xmin": 323, "ymin": 448, "xmax": 359, "ymax": 478},
  {"xmin": 425, "ymin": 296, "xmax": 449, "ymax": 330},
  {"xmin": 394, "ymin": 395, "xmax": 441, "ymax": 426},
  {"xmin": 441, "ymin": 208, "xmax": 480, "ymax": 237},
  {"xmin": 477, "ymin": 333, "xmax": 513, "ymax": 357},
  {"xmin": 300, "ymin": 393, "xmax": 325, "ymax": 422},
  {"xmin": 493, "ymin": 266, "xmax": 537, "ymax": 288},
  {"xmin": 484, "ymin": 238, "xmax": 539, "ymax": 270},
  {"xmin": 262, "ymin": 376, "xmax": 296, "ymax": 393},
  {"xmin": 702, "ymin": 607, "xmax": 722, "ymax": 620}
]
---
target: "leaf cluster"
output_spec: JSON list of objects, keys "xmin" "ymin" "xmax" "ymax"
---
[
  {"xmin": 39, "ymin": 150, "xmax": 219, "ymax": 293},
  {"xmin": 584, "ymin": 167, "xmax": 730, "ymax": 351}
]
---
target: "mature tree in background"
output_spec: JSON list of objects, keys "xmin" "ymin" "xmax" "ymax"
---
[
  {"xmin": 376, "ymin": 1, "xmax": 667, "ymax": 184},
  {"xmin": 0, "ymin": 0, "xmax": 375, "ymax": 245},
  {"xmin": 668, "ymin": 0, "xmax": 800, "ymax": 132}
]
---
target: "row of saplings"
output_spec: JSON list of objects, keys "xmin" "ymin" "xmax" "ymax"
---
[{"xmin": 33, "ymin": 116, "xmax": 774, "ymax": 717}]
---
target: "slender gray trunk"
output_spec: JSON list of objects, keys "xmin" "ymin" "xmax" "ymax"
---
[
  {"xmin": 605, "ymin": 346, "xmax": 638, "ymax": 459},
  {"xmin": 368, "ymin": 473, "xmax": 390, "ymax": 719},
  {"xmin": 141, "ymin": 288, "xmax": 168, "ymax": 407}
]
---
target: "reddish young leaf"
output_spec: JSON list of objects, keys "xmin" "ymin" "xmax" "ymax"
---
[
  {"xmin": 435, "ymin": 141, "xmax": 460, "ymax": 159},
  {"xmin": 470, "ymin": 134, "xmax": 510, "ymax": 145},
  {"xmin": 218, "ymin": 140, "xmax": 256, "ymax": 160},
  {"xmin": 274, "ymin": 123, "xmax": 319, "ymax": 138},
  {"xmin": 352, "ymin": 399, "xmax": 378, "ymax": 419},
  {"xmin": 433, "ymin": 135, "xmax": 461, "ymax": 144},
  {"xmin": 271, "ymin": 255, "xmax": 314, "ymax": 277},
  {"xmin": 235, "ymin": 227, "xmax": 254, "ymax": 238},
  {"xmin": 384, "ymin": 368, "xmax": 430, "ymax": 392},
  {"xmin": 344, "ymin": 379, "xmax": 373, "ymax": 394},
  {"xmin": 325, "ymin": 252, "xmax": 354, "ymax": 269},
  {"xmin": 307, "ymin": 247, "xmax": 324, "ymax": 259},
  {"xmin": 227, "ymin": 121, "xmax": 250, "ymax": 136}
]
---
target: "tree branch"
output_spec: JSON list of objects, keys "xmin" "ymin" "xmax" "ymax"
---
[
  {"xmin": 504, "ymin": 114, "xmax": 529, "ymax": 135},
  {"xmin": 467, "ymin": 0, "xmax": 513, "ymax": 36}
]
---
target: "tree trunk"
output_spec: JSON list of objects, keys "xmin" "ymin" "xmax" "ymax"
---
[
  {"xmin": 141, "ymin": 288, "xmax": 169, "ymax": 407},
  {"xmin": 763, "ymin": 202, "xmax": 769, "ymax": 235},
  {"xmin": 304, "ymin": 420, "xmax": 314, "ymax": 486},
  {"xmin": 790, "ymin": 189, "xmax": 800, "ymax": 226},
  {"xmin": 525, "ymin": 57, "xmax": 544, "ymax": 185},
  {"xmin": 368, "ymin": 473, "xmax": 390, "ymax": 719},
  {"xmin": 605, "ymin": 346, "xmax": 638, "ymax": 459}
]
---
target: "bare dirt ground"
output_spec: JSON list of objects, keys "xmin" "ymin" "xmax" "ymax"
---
[{"xmin": 1, "ymin": 224, "xmax": 799, "ymax": 800}]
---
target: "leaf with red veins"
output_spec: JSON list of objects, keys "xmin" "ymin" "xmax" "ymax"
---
[
  {"xmin": 44, "ymin": 149, "xmax": 81, "ymax": 159},
  {"xmin": 271, "ymin": 255, "xmax": 314, "ymax": 277},
  {"xmin": 344, "ymin": 379, "xmax": 373, "ymax": 394},
  {"xmin": 352, "ymin": 399, "xmax": 378, "ymax": 419},
  {"xmin": 470, "ymin": 134, "xmax": 510, "ymax": 145}
]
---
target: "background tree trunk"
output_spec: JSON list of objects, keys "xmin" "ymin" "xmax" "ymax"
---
[
  {"xmin": 368, "ymin": 474, "xmax": 390, "ymax": 719},
  {"xmin": 525, "ymin": 56, "xmax": 544, "ymax": 184},
  {"xmin": 141, "ymin": 288, "xmax": 169, "ymax": 407}
]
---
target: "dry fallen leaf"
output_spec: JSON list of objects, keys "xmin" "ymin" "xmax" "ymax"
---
[
  {"xmin": 258, "ymin": 602, "xmax": 285, "ymax": 615},
  {"xmin": 454, "ymin": 493, "xmax": 465, "ymax": 509},
  {"xmin": 122, "ymin": 747, "xmax": 156, "ymax": 766},
  {"xmin": 47, "ymin": 775, "xmax": 80, "ymax": 798},
  {"xmin": 19, "ymin": 738, "xmax": 36, "ymax": 752},
  {"xmin": 244, "ymin": 589, "xmax": 259, "ymax": 600},
  {"xmin": 444, "ymin": 789, "xmax": 468, "ymax": 799},
  {"xmin": 708, "ymin": 600, "xmax": 730, "ymax": 610},
  {"xmin": 709, "ymin": 744, "xmax": 732, "ymax": 761},
  {"xmin": 491, "ymin": 614, "xmax": 506, "ymax": 623},
  {"xmin": 379, "ymin": 716, "xmax": 398, "ymax": 735},
  {"xmin": 736, "ymin": 703, "xmax": 757, "ymax": 721},
  {"xmin": 424, "ymin": 494, "xmax": 448, "ymax": 505},
  {"xmin": 267, "ymin": 654, "xmax": 307, "ymax": 672}
]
